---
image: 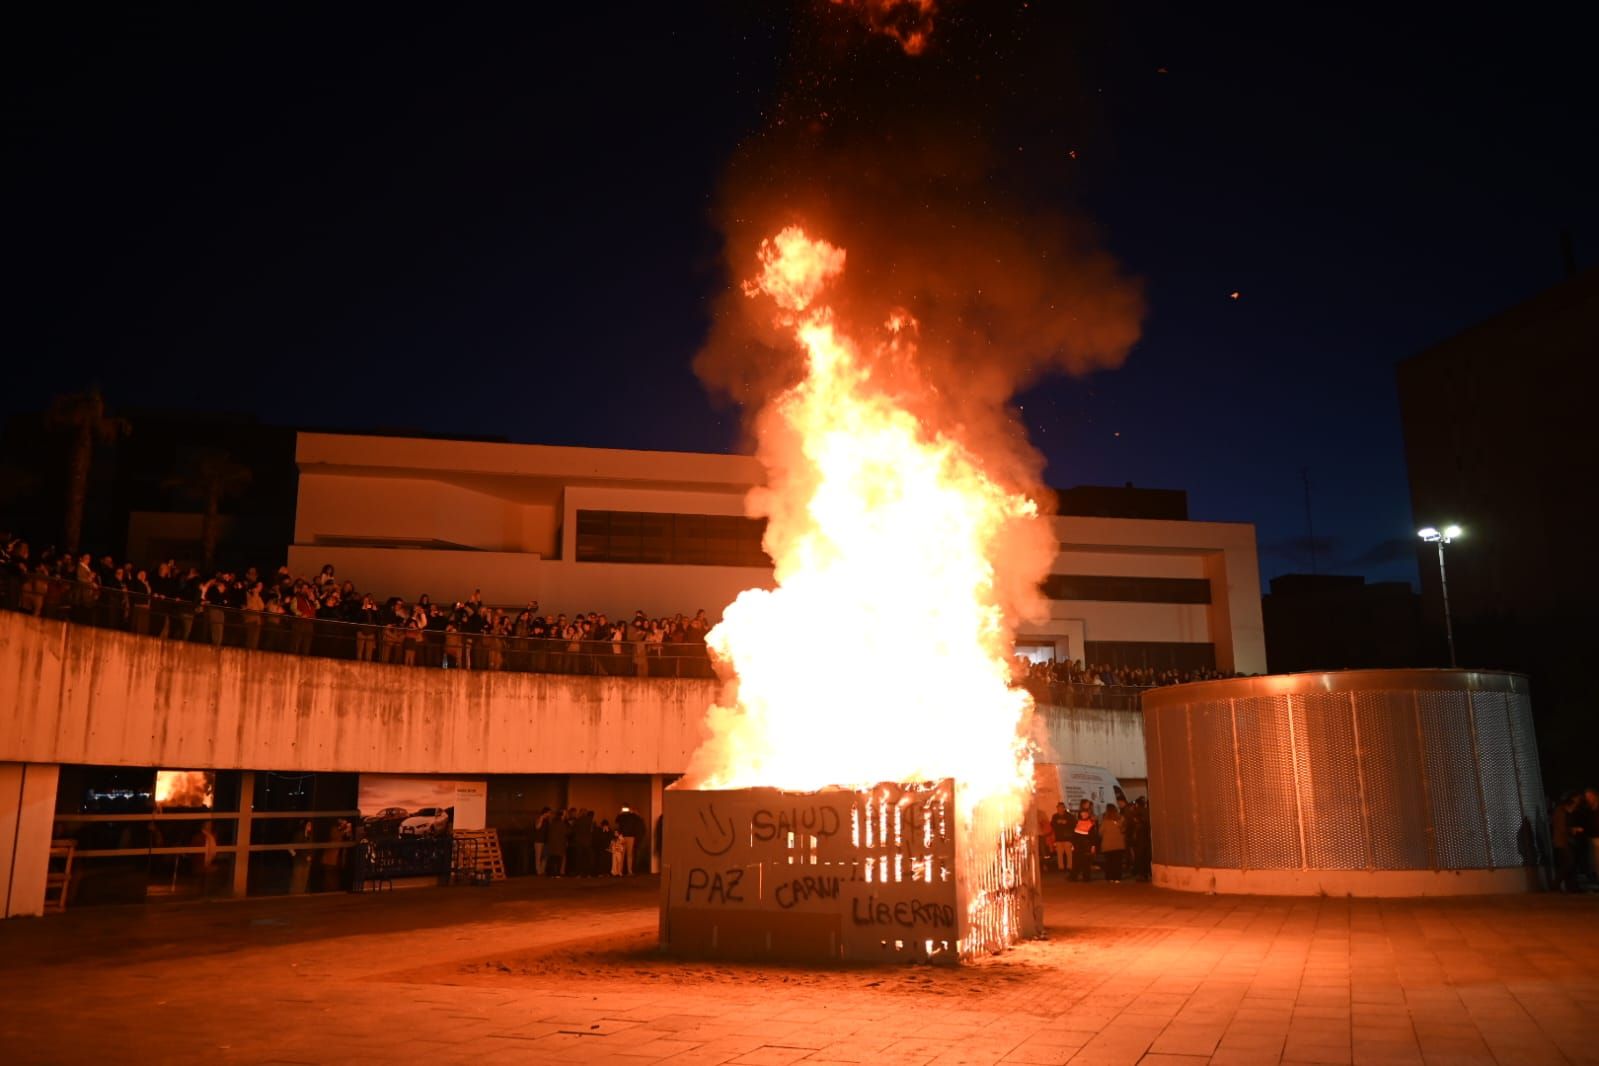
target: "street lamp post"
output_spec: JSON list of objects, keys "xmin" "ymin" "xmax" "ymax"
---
[{"xmin": 1417, "ymin": 525, "xmax": 1462, "ymax": 667}]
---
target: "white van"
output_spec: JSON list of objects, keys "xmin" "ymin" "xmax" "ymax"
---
[{"xmin": 1033, "ymin": 763, "xmax": 1125, "ymax": 824}]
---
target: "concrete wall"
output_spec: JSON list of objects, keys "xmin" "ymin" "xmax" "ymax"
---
[
  {"xmin": 0, "ymin": 763, "xmax": 59, "ymax": 918},
  {"xmin": 0, "ymin": 610, "xmax": 717, "ymax": 776},
  {"xmin": 1032, "ymin": 703, "xmax": 1148, "ymax": 782}
]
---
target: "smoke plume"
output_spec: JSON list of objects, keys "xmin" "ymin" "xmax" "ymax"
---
[{"xmin": 696, "ymin": 5, "xmax": 1145, "ymax": 502}]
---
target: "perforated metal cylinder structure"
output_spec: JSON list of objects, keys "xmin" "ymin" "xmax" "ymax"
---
[{"xmin": 1142, "ymin": 670, "xmax": 1545, "ymax": 896}]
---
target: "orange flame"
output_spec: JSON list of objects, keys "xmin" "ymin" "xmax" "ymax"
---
[
  {"xmin": 684, "ymin": 226, "xmax": 1037, "ymax": 831},
  {"xmin": 154, "ymin": 770, "xmax": 214, "ymax": 809}
]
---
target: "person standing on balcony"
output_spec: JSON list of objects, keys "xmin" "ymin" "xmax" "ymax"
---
[
  {"xmin": 146, "ymin": 561, "xmax": 171, "ymax": 636},
  {"xmin": 19, "ymin": 563, "xmax": 50, "ymax": 616},
  {"xmin": 127, "ymin": 567, "xmax": 152, "ymax": 635},
  {"xmin": 72, "ymin": 552, "xmax": 98, "ymax": 623},
  {"xmin": 201, "ymin": 573, "xmax": 227, "ymax": 645},
  {"xmin": 351, "ymin": 594, "xmax": 378, "ymax": 661},
  {"xmin": 242, "ymin": 580, "xmax": 265, "ymax": 649},
  {"xmin": 290, "ymin": 580, "xmax": 317, "ymax": 654}
]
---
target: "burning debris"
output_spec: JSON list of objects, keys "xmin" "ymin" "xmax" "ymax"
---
[
  {"xmin": 154, "ymin": 770, "xmax": 214, "ymax": 810},
  {"xmin": 662, "ymin": 780, "xmax": 1039, "ymax": 964}
]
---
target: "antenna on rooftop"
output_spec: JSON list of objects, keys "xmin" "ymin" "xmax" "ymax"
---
[{"xmin": 1302, "ymin": 467, "xmax": 1318, "ymax": 575}]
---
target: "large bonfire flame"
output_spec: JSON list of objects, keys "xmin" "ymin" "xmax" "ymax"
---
[{"xmin": 684, "ymin": 225, "xmax": 1039, "ymax": 831}]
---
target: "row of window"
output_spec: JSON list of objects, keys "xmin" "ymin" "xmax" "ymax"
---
[
  {"xmin": 1083, "ymin": 640, "xmax": 1217, "ymax": 672},
  {"xmin": 1042, "ymin": 574, "xmax": 1212, "ymax": 604},
  {"xmin": 575, "ymin": 509, "xmax": 770, "ymax": 568}
]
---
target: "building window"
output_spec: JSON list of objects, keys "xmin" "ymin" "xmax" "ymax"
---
[
  {"xmin": 1083, "ymin": 641, "xmax": 1216, "ymax": 672},
  {"xmin": 575, "ymin": 510, "xmax": 770, "ymax": 567},
  {"xmin": 1042, "ymin": 574, "xmax": 1211, "ymax": 604}
]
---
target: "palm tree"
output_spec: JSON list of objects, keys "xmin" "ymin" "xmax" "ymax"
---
[
  {"xmin": 47, "ymin": 388, "xmax": 131, "ymax": 555},
  {"xmin": 164, "ymin": 448, "xmax": 253, "ymax": 567}
]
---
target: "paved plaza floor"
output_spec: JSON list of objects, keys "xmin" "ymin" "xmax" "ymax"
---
[{"xmin": 1, "ymin": 875, "xmax": 1595, "ymax": 1065}]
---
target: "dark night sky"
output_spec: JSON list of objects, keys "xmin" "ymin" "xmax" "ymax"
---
[{"xmin": 5, "ymin": 3, "xmax": 1594, "ymax": 587}]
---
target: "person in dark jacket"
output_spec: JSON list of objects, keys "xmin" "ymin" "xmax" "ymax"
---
[
  {"xmin": 570, "ymin": 808, "xmax": 595, "ymax": 876},
  {"xmin": 616, "ymin": 806, "xmax": 647, "ymax": 875},
  {"xmin": 1068, "ymin": 799, "xmax": 1100, "ymax": 882},
  {"xmin": 544, "ymin": 810, "xmax": 569, "ymax": 876},
  {"xmin": 1133, "ymin": 797, "xmax": 1153, "ymax": 881},
  {"xmin": 1048, "ymin": 802, "xmax": 1073, "ymax": 874}
]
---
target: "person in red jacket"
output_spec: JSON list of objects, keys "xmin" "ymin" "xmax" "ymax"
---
[{"xmin": 1068, "ymin": 799, "xmax": 1100, "ymax": 882}]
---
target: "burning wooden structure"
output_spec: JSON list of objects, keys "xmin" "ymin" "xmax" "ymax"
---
[{"xmin": 660, "ymin": 779, "xmax": 1041, "ymax": 964}]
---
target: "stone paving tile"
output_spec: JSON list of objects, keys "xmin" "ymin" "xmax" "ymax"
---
[{"xmin": 5, "ymin": 877, "xmax": 1599, "ymax": 1065}]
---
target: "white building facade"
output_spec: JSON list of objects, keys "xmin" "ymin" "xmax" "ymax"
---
[{"xmin": 289, "ymin": 432, "xmax": 1266, "ymax": 674}]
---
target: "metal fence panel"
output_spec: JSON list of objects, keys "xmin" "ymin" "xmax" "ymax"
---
[
  {"xmin": 1293, "ymin": 692, "xmax": 1368, "ymax": 870},
  {"xmin": 1418, "ymin": 690, "xmax": 1490, "ymax": 869},
  {"xmin": 1354, "ymin": 689, "xmax": 1431, "ymax": 869},
  {"xmin": 1233, "ymin": 695, "xmax": 1302, "ymax": 869},
  {"xmin": 1190, "ymin": 700, "xmax": 1242, "ymax": 869},
  {"xmin": 1506, "ymin": 691, "xmax": 1547, "ymax": 862},
  {"xmin": 1157, "ymin": 706, "xmax": 1196, "ymax": 868},
  {"xmin": 1470, "ymin": 691, "xmax": 1524, "ymax": 868}
]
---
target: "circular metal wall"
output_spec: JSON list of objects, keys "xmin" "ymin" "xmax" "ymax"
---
[{"xmin": 1141, "ymin": 670, "xmax": 1545, "ymax": 896}]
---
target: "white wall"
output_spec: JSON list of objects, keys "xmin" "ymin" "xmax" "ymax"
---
[
  {"xmin": 295, "ymin": 473, "xmax": 551, "ymax": 554},
  {"xmin": 0, "ymin": 762, "xmax": 59, "ymax": 918},
  {"xmin": 1032, "ymin": 706, "xmax": 1147, "ymax": 781},
  {"xmin": 1049, "ymin": 515, "xmax": 1267, "ymax": 673},
  {"xmin": 1051, "ymin": 549, "xmax": 1207, "ymax": 579},
  {"xmin": 1044, "ymin": 601, "xmax": 1213, "ymax": 645}
]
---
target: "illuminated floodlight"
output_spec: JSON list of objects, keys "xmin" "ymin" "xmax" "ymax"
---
[
  {"xmin": 1417, "ymin": 527, "xmax": 1440, "ymax": 541},
  {"xmin": 1443, "ymin": 524, "xmax": 1463, "ymax": 540}
]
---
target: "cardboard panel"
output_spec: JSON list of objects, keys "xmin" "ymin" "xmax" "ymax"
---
[{"xmin": 662, "ymin": 781, "xmax": 978, "ymax": 963}]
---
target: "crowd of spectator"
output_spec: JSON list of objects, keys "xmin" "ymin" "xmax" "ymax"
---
[
  {"xmin": 1552, "ymin": 788, "xmax": 1599, "ymax": 894},
  {"xmin": 0, "ymin": 532, "xmax": 713, "ymax": 675},
  {"xmin": 5, "ymin": 530, "xmax": 1247, "ymax": 693},
  {"xmin": 1042, "ymin": 796, "xmax": 1153, "ymax": 883},
  {"xmin": 1020, "ymin": 657, "xmax": 1244, "ymax": 690},
  {"xmin": 531, "ymin": 805, "xmax": 649, "ymax": 877}
]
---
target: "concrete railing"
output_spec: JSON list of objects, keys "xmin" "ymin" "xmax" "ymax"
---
[
  {"xmin": 0, "ymin": 609, "xmax": 718, "ymax": 776},
  {"xmin": 0, "ymin": 606, "xmax": 1151, "ymax": 782}
]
